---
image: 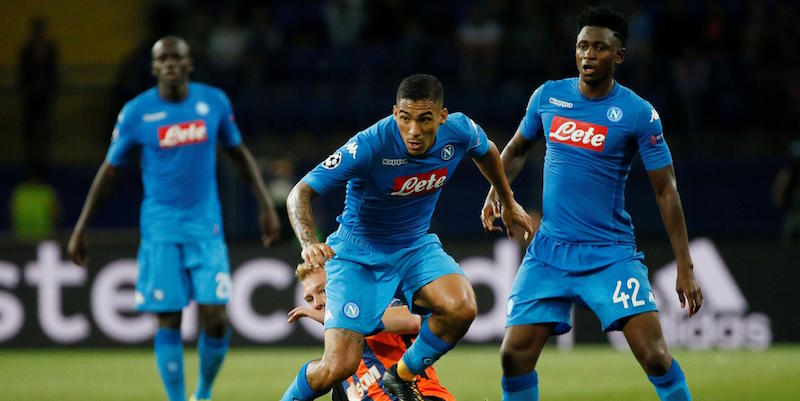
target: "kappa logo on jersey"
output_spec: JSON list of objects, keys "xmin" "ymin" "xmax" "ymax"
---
[
  {"xmin": 157, "ymin": 120, "xmax": 208, "ymax": 148},
  {"xmin": 549, "ymin": 97, "xmax": 573, "ymax": 108},
  {"xmin": 649, "ymin": 108, "xmax": 660, "ymax": 123},
  {"xmin": 441, "ymin": 144, "xmax": 455, "ymax": 160},
  {"xmin": 322, "ymin": 152, "xmax": 342, "ymax": 169},
  {"xmin": 345, "ymin": 142, "xmax": 358, "ymax": 159},
  {"xmin": 549, "ymin": 116, "xmax": 608, "ymax": 152},
  {"xmin": 142, "ymin": 111, "xmax": 167, "ymax": 122},
  {"xmin": 390, "ymin": 167, "xmax": 448, "ymax": 196},
  {"xmin": 382, "ymin": 158, "xmax": 408, "ymax": 166}
]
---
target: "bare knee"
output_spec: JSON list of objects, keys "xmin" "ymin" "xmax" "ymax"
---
[
  {"xmin": 500, "ymin": 337, "xmax": 538, "ymax": 375},
  {"xmin": 157, "ymin": 312, "xmax": 182, "ymax": 330},
  {"xmin": 198, "ymin": 305, "xmax": 227, "ymax": 337},
  {"xmin": 638, "ymin": 346, "xmax": 672, "ymax": 376},
  {"xmin": 308, "ymin": 355, "xmax": 360, "ymax": 388}
]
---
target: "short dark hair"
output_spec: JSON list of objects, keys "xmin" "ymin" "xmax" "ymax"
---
[
  {"xmin": 396, "ymin": 74, "xmax": 444, "ymax": 105},
  {"xmin": 577, "ymin": 6, "xmax": 628, "ymax": 47}
]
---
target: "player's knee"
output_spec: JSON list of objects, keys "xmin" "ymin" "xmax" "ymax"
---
[
  {"xmin": 439, "ymin": 295, "xmax": 477, "ymax": 326},
  {"xmin": 157, "ymin": 312, "xmax": 182, "ymax": 330},
  {"xmin": 313, "ymin": 357, "xmax": 359, "ymax": 388},
  {"xmin": 198, "ymin": 306, "xmax": 228, "ymax": 337},
  {"xmin": 500, "ymin": 341, "xmax": 536, "ymax": 373},
  {"xmin": 638, "ymin": 346, "xmax": 672, "ymax": 376}
]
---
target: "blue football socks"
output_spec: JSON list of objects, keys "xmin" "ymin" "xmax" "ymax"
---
[
  {"xmin": 154, "ymin": 328, "xmax": 185, "ymax": 401},
  {"xmin": 401, "ymin": 320, "xmax": 455, "ymax": 375},
  {"xmin": 648, "ymin": 359, "xmax": 692, "ymax": 401},
  {"xmin": 194, "ymin": 330, "xmax": 230, "ymax": 399},
  {"xmin": 281, "ymin": 361, "xmax": 325, "ymax": 401},
  {"xmin": 502, "ymin": 371, "xmax": 539, "ymax": 401}
]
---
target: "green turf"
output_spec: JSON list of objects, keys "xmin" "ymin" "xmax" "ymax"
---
[{"xmin": 1, "ymin": 345, "xmax": 798, "ymax": 400}]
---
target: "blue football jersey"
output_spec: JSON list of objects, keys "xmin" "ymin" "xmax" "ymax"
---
[
  {"xmin": 106, "ymin": 82, "xmax": 242, "ymax": 242},
  {"xmin": 519, "ymin": 78, "xmax": 671, "ymax": 270},
  {"xmin": 303, "ymin": 113, "xmax": 490, "ymax": 244}
]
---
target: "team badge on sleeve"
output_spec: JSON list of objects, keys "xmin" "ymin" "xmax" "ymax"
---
[{"xmin": 322, "ymin": 151, "xmax": 342, "ymax": 169}]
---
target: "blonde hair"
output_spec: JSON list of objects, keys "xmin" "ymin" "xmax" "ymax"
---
[{"xmin": 295, "ymin": 263, "xmax": 322, "ymax": 281}]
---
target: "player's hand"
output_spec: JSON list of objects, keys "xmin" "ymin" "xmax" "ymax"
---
[
  {"xmin": 67, "ymin": 231, "xmax": 88, "ymax": 267},
  {"xmin": 500, "ymin": 200, "xmax": 535, "ymax": 243},
  {"xmin": 676, "ymin": 263, "xmax": 702, "ymax": 318},
  {"xmin": 259, "ymin": 207, "xmax": 281, "ymax": 247},
  {"xmin": 301, "ymin": 242, "xmax": 335, "ymax": 269},
  {"xmin": 480, "ymin": 194, "xmax": 504, "ymax": 234},
  {"xmin": 287, "ymin": 306, "xmax": 324, "ymax": 324}
]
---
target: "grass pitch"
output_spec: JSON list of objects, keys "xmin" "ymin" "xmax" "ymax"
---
[{"xmin": 1, "ymin": 345, "xmax": 798, "ymax": 400}]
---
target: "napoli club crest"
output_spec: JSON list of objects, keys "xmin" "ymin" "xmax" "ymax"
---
[
  {"xmin": 441, "ymin": 144, "xmax": 454, "ymax": 160},
  {"xmin": 343, "ymin": 302, "xmax": 360, "ymax": 319},
  {"xmin": 606, "ymin": 106, "xmax": 622, "ymax": 122}
]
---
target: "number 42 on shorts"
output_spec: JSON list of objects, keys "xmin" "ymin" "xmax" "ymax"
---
[{"xmin": 612, "ymin": 278, "xmax": 655, "ymax": 309}]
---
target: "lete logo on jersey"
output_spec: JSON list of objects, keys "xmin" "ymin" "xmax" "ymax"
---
[
  {"xmin": 391, "ymin": 168, "xmax": 448, "ymax": 196},
  {"xmin": 157, "ymin": 120, "xmax": 208, "ymax": 148},
  {"xmin": 549, "ymin": 116, "xmax": 607, "ymax": 152}
]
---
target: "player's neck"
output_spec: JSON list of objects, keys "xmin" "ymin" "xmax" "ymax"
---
[
  {"xmin": 158, "ymin": 82, "xmax": 189, "ymax": 102},
  {"xmin": 578, "ymin": 78, "xmax": 615, "ymax": 99}
]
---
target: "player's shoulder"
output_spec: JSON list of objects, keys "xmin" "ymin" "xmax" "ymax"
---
[
  {"xmin": 356, "ymin": 115, "xmax": 395, "ymax": 144},
  {"xmin": 440, "ymin": 112, "xmax": 479, "ymax": 140},
  {"xmin": 615, "ymin": 82, "xmax": 653, "ymax": 109},
  {"xmin": 121, "ymin": 87, "xmax": 159, "ymax": 120},
  {"xmin": 191, "ymin": 82, "xmax": 230, "ymax": 103},
  {"xmin": 537, "ymin": 78, "xmax": 575, "ymax": 95}
]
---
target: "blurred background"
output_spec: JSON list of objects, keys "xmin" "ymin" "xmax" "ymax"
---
[{"xmin": 0, "ymin": 0, "xmax": 798, "ymax": 349}]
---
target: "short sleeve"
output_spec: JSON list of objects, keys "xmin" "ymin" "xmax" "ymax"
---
[
  {"xmin": 519, "ymin": 84, "xmax": 545, "ymax": 140},
  {"xmin": 301, "ymin": 134, "xmax": 371, "ymax": 195},
  {"xmin": 105, "ymin": 103, "xmax": 139, "ymax": 167},
  {"xmin": 635, "ymin": 102, "xmax": 672, "ymax": 171},
  {"xmin": 216, "ymin": 89, "xmax": 242, "ymax": 148},
  {"xmin": 464, "ymin": 116, "xmax": 491, "ymax": 157}
]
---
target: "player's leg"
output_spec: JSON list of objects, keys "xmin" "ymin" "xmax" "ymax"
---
[
  {"xmin": 186, "ymin": 239, "xmax": 232, "ymax": 401},
  {"xmin": 579, "ymin": 258, "xmax": 691, "ymax": 400},
  {"xmin": 501, "ymin": 254, "xmax": 573, "ymax": 401},
  {"xmin": 500, "ymin": 324, "xmax": 552, "ymax": 401},
  {"xmin": 137, "ymin": 241, "xmax": 191, "ymax": 401},
  {"xmin": 284, "ymin": 231, "xmax": 394, "ymax": 400},
  {"xmin": 193, "ymin": 305, "xmax": 229, "ymax": 401},
  {"xmin": 281, "ymin": 328, "xmax": 364, "ymax": 401},
  {"xmin": 155, "ymin": 312, "xmax": 186, "ymax": 401},
  {"xmin": 623, "ymin": 312, "xmax": 692, "ymax": 401},
  {"xmin": 396, "ymin": 235, "xmax": 478, "ymax": 381}
]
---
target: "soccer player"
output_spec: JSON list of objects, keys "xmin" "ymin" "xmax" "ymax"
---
[
  {"xmin": 67, "ymin": 36, "xmax": 280, "ymax": 401},
  {"xmin": 481, "ymin": 7, "xmax": 703, "ymax": 401},
  {"xmin": 289, "ymin": 263, "xmax": 455, "ymax": 401},
  {"xmin": 281, "ymin": 73, "xmax": 533, "ymax": 401}
]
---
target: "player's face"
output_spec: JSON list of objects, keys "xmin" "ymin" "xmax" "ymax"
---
[
  {"xmin": 151, "ymin": 39, "xmax": 193, "ymax": 85},
  {"xmin": 393, "ymin": 98, "xmax": 448, "ymax": 156},
  {"xmin": 301, "ymin": 270, "xmax": 326, "ymax": 310},
  {"xmin": 575, "ymin": 26, "xmax": 625, "ymax": 86}
]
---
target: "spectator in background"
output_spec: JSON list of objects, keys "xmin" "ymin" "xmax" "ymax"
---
[
  {"xmin": 456, "ymin": 6, "xmax": 502, "ymax": 85},
  {"xmin": 18, "ymin": 16, "xmax": 58, "ymax": 172},
  {"xmin": 772, "ymin": 140, "xmax": 800, "ymax": 246},
  {"xmin": 10, "ymin": 166, "xmax": 60, "ymax": 243},
  {"xmin": 323, "ymin": 0, "xmax": 365, "ymax": 48}
]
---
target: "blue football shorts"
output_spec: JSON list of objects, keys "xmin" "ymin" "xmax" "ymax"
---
[
  {"xmin": 505, "ymin": 250, "xmax": 658, "ymax": 334},
  {"xmin": 323, "ymin": 226, "xmax": 464, "ymax": 334},
  {"xmin": 135, "ymin": 238, "xmax": 231, "ymax": 312}
]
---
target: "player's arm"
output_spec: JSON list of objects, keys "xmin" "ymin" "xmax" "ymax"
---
[
  {"xmin": 287, "ymin": 305, "xmax": 325, "ymax": 324},
  {"xmin": 68, "ymin": 161, "xmax": 121, "ymax": 266},
  {"xmin": 482, "ymin": 129, "xmax": 537, "ymax": 231},
  {"xmin": 223, "ymin": 143, "xmax": 281, "ymax": 247},
  {"xmin": 473, "ymin": 141, "xmax": 534, "ymax": 241},
  {"xmin": 287, "ymin": 181, "xmax": 334, "ymax": 268},
  {"xmin": 648, "ymin": 164, "xmax": 703, "ymax": 317},
  {"xmin": 381, "ymin": 306, "xmax": 422, "ymax": 335}
]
